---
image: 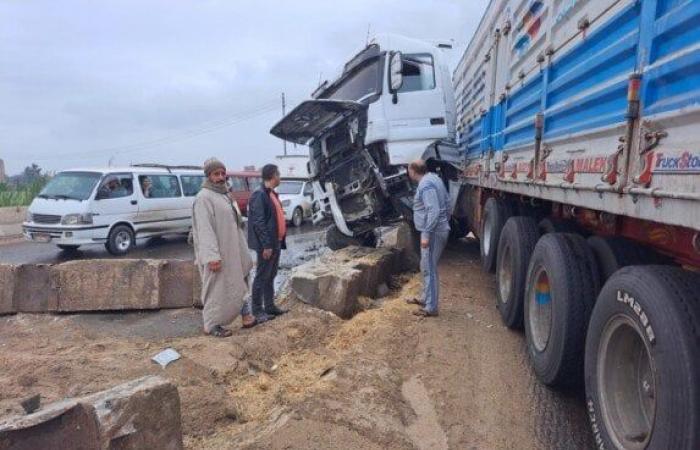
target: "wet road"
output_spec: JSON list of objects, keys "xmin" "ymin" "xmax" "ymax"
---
[{"xmin": 0, "ymin": 223, "xmax": 326, "ymax": 266}]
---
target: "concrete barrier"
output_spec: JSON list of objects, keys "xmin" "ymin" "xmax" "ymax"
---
[
  {"xmin": 160, "ymin": 260, "xmax": 196, "ymax": 309},
  {"xmin": 0, "ymin": 265, "xmax": 18, "ymax": 315},
  {"xmin": 14, "ymin": 264, "xmax": 52, "ymax": 313},
  {"xmin": 51, "ymin": 260, "xmax": 165, "ymax": 311},
  {"xmin": 289, "ymin": 246, "xmax": 400, "ymax": 319},
  {"xmin": 0, "ymin": 376, "xmax": 183, "ymax": 450}
]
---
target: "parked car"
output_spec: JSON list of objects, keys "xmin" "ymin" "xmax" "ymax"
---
[
  {"xmin": 227, "ymin": 170, "xmax": 261, "ymax": 216},
  {"xmin": 22, "ymin": 165, "xmax": 204, "ymax": 255},
  {"xmin": 275, "ymin": 178, "xmax": 314, "ymax": 227}
]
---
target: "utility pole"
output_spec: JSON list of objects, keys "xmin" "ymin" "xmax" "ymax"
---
[{"xmin": 281, "ymin": 92, "xmax": 287, "ymax": 156}]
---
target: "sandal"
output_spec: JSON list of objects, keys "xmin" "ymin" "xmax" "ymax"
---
[
  {"xmin": 405, "ymin": 298, "xmax": 424, "ymax": 306},
  {"xmin": 413, "ymin": 308, "xmax": 438, "ymax": 317},
  {"xmin": 209, "ymin": 325, "xmax": 233, "ymax": 337}
]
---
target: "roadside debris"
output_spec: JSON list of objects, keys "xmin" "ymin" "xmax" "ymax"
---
[{"xmin": 152, "ymin": 348, "xmax": 182, "ymax": 368}]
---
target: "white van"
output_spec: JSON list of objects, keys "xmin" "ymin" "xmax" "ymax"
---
[
  {"xmin": 275, "ymin": 178, "xmax": 314, "ymax": 227},
  {"xmin": 22, "ymin": 165, "xmax": 205, "ymax": 255}
]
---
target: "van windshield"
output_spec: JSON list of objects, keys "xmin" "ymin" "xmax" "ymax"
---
[
  {"xmin": 276, "ymin": 181, "xmax": 303, "ymax": 195},
  {"xmin": 38, "ymin": 171, "xmax": 102, "ymax": 201}
]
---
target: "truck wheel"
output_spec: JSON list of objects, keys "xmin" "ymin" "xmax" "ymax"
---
[
  {"xmin": 449, "ymin": 217, "xmax": 469, "ymax": 242},
  {"xmin": 480, "ymin": 198, "xmax": 511, "ymax": 273},
  {"xmin": 538, "ymin": 218, "xmax": 582, "ymax": 235},
  {"xmin": 496, "ymin": 216, "xmax": 539, "ymax": 329},
  {"xmin": 586, "ymin": 236, "xmax": 670, "ymax": 284},
  {"xmin": 585, "ymin": 266, "xmax": 700, "ymax": 450},
  {"xmin": 106, "ymin": 224, "xmax": 135, "ymax": 256},
  {"xmin": 524, "ymin": 233, "xmax": 597, "ymax": 387},
  {"xmin": 325, "ymin": 225, "xmax": 376, "ymax": 251},
  {"xmin": 292, "ymin": 207, "xmax": 304, "ymax": 227}
]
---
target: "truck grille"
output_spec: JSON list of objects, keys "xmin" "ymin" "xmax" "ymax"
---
[{"xmin": 32, "ymin": 214, "xmax": 61, "ymax": 224}]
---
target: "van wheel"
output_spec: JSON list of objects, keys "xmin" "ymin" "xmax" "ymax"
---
[
  {"xmin": 106, "ymin": 225, "xmax": 135, "ymax": 255},
  {"xmin": 480, "ymin": 198, "xmax": 511, "ymax": 273},
  {"xmin": 585, "ymin": 266, "xmax": 700, "ymax": 450},
  {"xmin": 292, "ymin": 207, "xmax": 304, "ymax": 227},
  {"xmin": 57, "ymin": 245, "xmax": 80, "ymax": 252},
  {"xmin": 496, "ymin": 217, "xmax": 539, "ymax": 329},
  {"xmin": 524, "ymin": 233, "xmax": 597, "ymax": 387}
]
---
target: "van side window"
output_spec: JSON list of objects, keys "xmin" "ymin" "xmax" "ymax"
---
[
  {"xmin": 248, "ymin": 177, "xmax": 262, "ymax": 189},
  {"xmin": 139, "ymin": 175, "xmax": 181, "ymax": 198},
  {"xmin": 96, "ymin": 173, "xmax": 134, "ymax": 200},
  {"xmin": 181, "ymin": 175, "xmax": 205, "ymax": 197},
  {"xmin": 229, "ymin": 176, "xmax": 247, "ymax": 192},
  {"xmin": 399, "ymin": 54, "xmax": 436, "ymax": 93}
]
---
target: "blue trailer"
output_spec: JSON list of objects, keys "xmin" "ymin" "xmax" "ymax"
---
[{"xmin": 453, "ymin": 0, "xmax": 700, "ymax": 447}]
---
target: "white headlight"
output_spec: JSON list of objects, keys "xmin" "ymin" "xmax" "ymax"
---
[
  {"xmin": 61, "ymin": 214, "xmax": 93, "ymax": 225},
  {"xmin": 25, "ymin": 211, "xmax": 33, "ymax": 222},
  {"xmin": 281, "ymin": 199, "xmax": 291, "ymax": 207}
]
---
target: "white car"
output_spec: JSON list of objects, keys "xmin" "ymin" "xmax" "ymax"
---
[
  {"xmin": 275, "ymin": 179, "xmax": 314, "ymax": 227},
  {"xmin": 22, "ymin": 165, "xmax": 204, "ymax": 255}
]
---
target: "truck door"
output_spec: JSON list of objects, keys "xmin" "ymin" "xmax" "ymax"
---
[{"xmin": 384, "ymin": 53, "xmax": 450, "ymax": 145}]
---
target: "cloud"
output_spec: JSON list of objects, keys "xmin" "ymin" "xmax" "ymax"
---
[{"xmin": 0, "ymin": 0, "xmax": 488, "ymax": 175}]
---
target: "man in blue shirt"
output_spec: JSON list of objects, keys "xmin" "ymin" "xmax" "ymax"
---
[{"xmin": 407, "ymin": 159, "xmax": 451, "ymax": 317}]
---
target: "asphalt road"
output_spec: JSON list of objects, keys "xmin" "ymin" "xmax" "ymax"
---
[{"xmin": 0, "ymin": 223, "xmax": 325, "ymax": 265}]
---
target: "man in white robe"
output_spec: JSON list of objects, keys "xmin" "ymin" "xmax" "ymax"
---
[{"xmin": 192, "ymin": 158, "xmax": 258, "ymax": 336}]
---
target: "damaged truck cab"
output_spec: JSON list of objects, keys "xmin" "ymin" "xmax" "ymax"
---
[{"xmin": 271, "ymin": 34, "xmax": 459, "ymax": 246}]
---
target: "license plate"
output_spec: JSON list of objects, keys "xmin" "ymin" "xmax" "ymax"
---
[{"xmin": 32, "ymin": 233, "xmax": 51, "ymax": 243}]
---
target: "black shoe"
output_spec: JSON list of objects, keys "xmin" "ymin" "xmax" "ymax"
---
[
  {"xmin": 254, "ymin": 312, "xmax": 276, "ymax": 323},
  {"xmin": 264, "ymin": 305, "xmax": 288, "ymax": 316}
]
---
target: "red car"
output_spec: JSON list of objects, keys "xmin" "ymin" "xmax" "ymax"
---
[{"xmin": 227, "ymin": 171, "xmax": 261, "ymax": 216}]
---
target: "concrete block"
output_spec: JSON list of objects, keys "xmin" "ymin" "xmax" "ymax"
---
[
  {"xmin": 193, "ymin": 267, "xmax": 202, "ymax": 308},
  {"xmin": 290, "ymin": 246, "xmax": 400, "ymax": 319},
  {"xmin": 0, "ymin": 376, "xmax": 183, "ymax": 450},
  {"xmin": 51, "ymin": 260, "xmax": 165, "ymax": 312},
  {"xmin": 0, "ymin": 265, "xmax": 18, "ymax": 315},
  {"xmin": 159, "ymin": 260, "xmax": 195, "ymax": 309},
  {"xmin": 14, "ymin": 264, "xmax": 53, "ymax": 313}
]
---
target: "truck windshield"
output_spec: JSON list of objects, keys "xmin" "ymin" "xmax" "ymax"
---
[
  {"xmin": 276, "ymin": 181, "xmax": 304, "ymax": 195},
  {"xmin": 38, "ymin": 171, "xmax": 102, "ymax": 201},
  {"xmin": 319, "ymin": 58, "xmax": 383, "ymax": 102}
]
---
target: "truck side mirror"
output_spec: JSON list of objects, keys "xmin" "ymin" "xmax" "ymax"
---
[{"xmin": 390, "ymin": 52, "xmax": 403, "ymax": 103}]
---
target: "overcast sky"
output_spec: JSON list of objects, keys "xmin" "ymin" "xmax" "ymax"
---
[{"xmin": 0, "ymin": 0, "xmax": 488, "ymax": 175}]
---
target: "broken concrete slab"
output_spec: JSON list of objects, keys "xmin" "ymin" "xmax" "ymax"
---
[
  {"xmin": 160, "ymin": 260, "xmax": 195, "ymax": 309},
  {"xmin": 193, "ymin": 267, "xmax": 202, "ymax": 308},
  {"xmin": 51, "ymin": 260, "xmax": 165, "ymax": 312},
  {"xmin": 289, "ymin": 246, "xmax": 400, "ymax": 319},
  {"xmin": 14, "ymin": 264, "xmax": 53, "ymax": 313},
  {"xmin": 0, "ymin": 265, "xmax": 18, "ymax": 315},
  {"xmin": 0, "ymin": 376, "xmax": 183, "ymax": 450}
]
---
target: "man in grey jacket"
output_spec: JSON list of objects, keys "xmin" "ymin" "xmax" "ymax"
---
[{"xmin": 407, "ymin": 159, "xmax": 451, "ymax": 317}]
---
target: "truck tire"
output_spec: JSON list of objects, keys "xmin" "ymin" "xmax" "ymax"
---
[
  {"xmin": 106, "ymin": 224, "xmax": 135, "ymax": 256},
  {"xmin": 292, "ymin": 207, "xmax": 304, "ymax": 227},
  {"xmin": 496, "ymin": 216, "xmax": 539, "ymax": 329},
  {"xmin": 480, "ymin": 198, "xmax": 511, "ymax": 273},
  {"xmin": 524, "ymin": 233, "xmax": 597, "ymax": 387},
  {"xmin": 449, "ymin": 217, "xmax": 469, "ymax": 242},
  {"xmin": 326, "ymin": 225, "xmax": 376, "ymax": 251},
  {"xmin": 585, "ymin": 266, "xmax": 700, "ymax": 450},
  {"xmin": 538, "ymin": 218, "xmax": 582, "ymax": 235},
  {"xmin": 586, "ymin": 236, "xmax": 670, "ymax": 283}
]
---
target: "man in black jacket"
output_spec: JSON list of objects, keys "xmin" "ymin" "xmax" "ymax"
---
[{"xmin": 247, "ymin": 164, "xmax": 288, "ymax": 318}]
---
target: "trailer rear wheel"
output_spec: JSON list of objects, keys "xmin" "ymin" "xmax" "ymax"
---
[
  {"xmin": 586, "ymin": 236, "xmax": 670, "ymax": 283},
  {"xmin": 538, "ymin": 218, "xmax": 583, "ymax": 236},
  {"xmin": 496, "ymin": 216, "xmax": 539, "ymax": 329},
  {"xmin": 585, "ymin": 266, "xmax": 700, "ymax": 450},
  {"xmin": 524, "ymin": 233, "xmax": 597, "ymax": 387},
  {"xmin": 480, "ymin": 198, "xmax": 511, "ymax": 273}
]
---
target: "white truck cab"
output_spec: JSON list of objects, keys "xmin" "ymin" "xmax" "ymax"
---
[
  {"xmin": 271, "ymin": 34, "xmax": 460, "ymax": 246},
  {"xmin": 22, "ymin": 165, "xmax": 204, "ymax": 255}
]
